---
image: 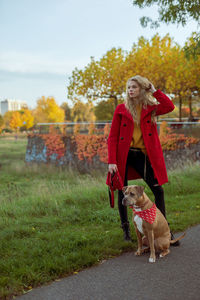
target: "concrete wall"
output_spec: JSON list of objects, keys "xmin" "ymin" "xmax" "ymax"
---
[{"xmin": 25, "ymin": 134, "xmax": 200, "ymax": 173}]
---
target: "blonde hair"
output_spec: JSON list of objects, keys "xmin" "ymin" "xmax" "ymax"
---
[{"xmin": 125, "ymin": 75, "xmax": 157, "ymax": 124}]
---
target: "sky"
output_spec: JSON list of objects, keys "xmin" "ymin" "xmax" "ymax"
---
[{"xmin": 0, "ymin": 0, "xmax": 198, "ymax": 109}]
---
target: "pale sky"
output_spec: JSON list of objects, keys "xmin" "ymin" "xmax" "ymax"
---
[{"xmin": 0, "ymin": 0, "xmax": 198, "ymax": 109}]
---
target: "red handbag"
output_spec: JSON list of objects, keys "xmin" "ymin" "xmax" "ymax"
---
[{"xmin": 106, "ymin": 170, "xmax": 124, "ymax": 208}]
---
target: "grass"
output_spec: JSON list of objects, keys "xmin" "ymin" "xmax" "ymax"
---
[{"xmin": 0, "ymin": 137, "xmax": 200, "ymax": 299}]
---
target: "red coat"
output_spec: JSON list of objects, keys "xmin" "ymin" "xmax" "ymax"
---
[{"xmin": 106, "ymin": 90, "xmax": 175, "ymax": 186}]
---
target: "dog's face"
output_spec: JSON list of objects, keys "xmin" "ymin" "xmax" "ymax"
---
[{"xmin": 122, "ymin": 185, "xmax": 144, "ymax": 207}]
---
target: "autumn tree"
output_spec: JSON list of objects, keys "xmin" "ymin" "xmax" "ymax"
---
[
  {"xmin": 2, "ymin": 111, "xmax": 14, "ymax": 129},
  {"xmin": 68, "ymin": 48, "xmax": 128, "ymax": 109},
  {"xmin": 94, "ymin": 99, "xmax": 118, "ymax": 121},
  {"xmin": 132, "ymin": 0, "xmax": 200, "ymax": 57},
  {"xmin": 33, "ymin": 96, "xmax": 65, "ymax": 124},
  {"xmin": 184, "ymin": 32, "xmax": 200, "ymax": 59},
  {"xmin": 71, "ymin": 100, "xmax": 96, "ymax": 122},
  {"xmin": 132, "ymin": 0, "xmax": 200, "ymax": 27},
  {"xmin": 165, "ymin": 34, "xmax": 200, "ymax": 120},
  {"xmin": 126, "ymin": 34, "xmax": 200, "ymax": 120},
  {"xmin": 9, "ymin": 112, "xmax": 23, "ymax": 130},
  {"xmin": 60, "ymin": 102, "xmax": 72, "ymax": 121},
  {"xmin": 20, "ymin": 109, "xmax": 34, "ymax": 129},
  {"xmin": 126, "ymin": 34, "xmax": 180, "ymax": 92},
  {"xmin": 68, "ymin": 33, "xmax": 200, "ymax": 121}
]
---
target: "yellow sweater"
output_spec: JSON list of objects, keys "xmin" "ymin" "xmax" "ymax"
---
[{"xmin": 130, "ymin": 105, "xmax": 147, "ymax": 154}]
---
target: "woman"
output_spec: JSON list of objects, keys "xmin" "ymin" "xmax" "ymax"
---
[{"xmin": 106, "ymin": 75, "xmax": 179, "ymax": 245}]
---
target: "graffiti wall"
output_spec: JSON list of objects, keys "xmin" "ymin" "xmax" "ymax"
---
[{"xmin": 26, "ymin": 133, "xmax": 200, "ymax": 172}]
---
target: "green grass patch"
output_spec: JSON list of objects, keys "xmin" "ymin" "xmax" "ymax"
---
[{"xmin": 0, "ymin": 137, "xmax": 200, "ymax": 299}]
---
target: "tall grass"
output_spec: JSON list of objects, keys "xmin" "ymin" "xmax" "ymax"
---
[{"xmin": 0, "ymin": 138, "xmax": 200, "ymax": 299}]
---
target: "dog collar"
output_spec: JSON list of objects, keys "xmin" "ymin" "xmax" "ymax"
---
[{"xmin": 132, "ymin": 203, "xmax": 156, "ymax": 224}]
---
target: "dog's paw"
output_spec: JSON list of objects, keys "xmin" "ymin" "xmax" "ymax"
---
[
  {"xmin": 135, "ymin": 250, "xmax": 142, "ymax": 256},
  {"xmin": 149, "ymin": 257, "xmax": 156, "ymax": 263}
]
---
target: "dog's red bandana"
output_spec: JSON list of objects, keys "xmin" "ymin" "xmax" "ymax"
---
[{"xmin": 132, "ymin": 204, "xmax": 156, "ymax": 224}]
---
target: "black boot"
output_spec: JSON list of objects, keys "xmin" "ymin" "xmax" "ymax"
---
[{"xmin": 121, "ymin": 222, "xmax": 132, "ymax": 241}]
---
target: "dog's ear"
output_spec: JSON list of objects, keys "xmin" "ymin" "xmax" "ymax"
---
[
  {"xmin": 122, "ymin": 186, "xmax": 128, "ymax": 194},
  {"xmin": 136, "ymin": 186, "xmax": 144, "ymax": 197}
]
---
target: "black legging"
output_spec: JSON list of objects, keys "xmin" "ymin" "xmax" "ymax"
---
[{"xmin": 118, "ymin": 148, "xmax": 166, "ymax": 224}]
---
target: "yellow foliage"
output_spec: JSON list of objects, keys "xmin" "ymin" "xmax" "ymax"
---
[
  {"xmin": 68, "ymin": 33, "xmax": 200, "ymax": 121},
  {"xmin": 33, "ymin": 96, "xmax": 65, "ymax": 124},
  {"xmin": 21, "ymin": 109, "xmax": 34, "ymax": 129},
  {"xmin": 9, "ymin": 112, "xmax": 23, "ymax": 130},
  {"xmin": 2, "ymin": 111, "xmax": 14, "ymax": 128},
  {"xmin": 71, "ymin": 101, "xmax": 96, "ymax": 122}
]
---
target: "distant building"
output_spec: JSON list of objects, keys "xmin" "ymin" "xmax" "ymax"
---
[{"xmin": 0, "ymin": 99, "xmax": 27, "ymax": 116}]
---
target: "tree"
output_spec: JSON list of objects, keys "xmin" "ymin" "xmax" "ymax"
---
[
  {"xmin": 9, "ymin": 112, "xmax": 23, "ymax": 130},
  {"xmin": 132, "ymin": 0, "xmax": 200, "ymax": 56},
  {"xmin": 68, "ymin": 33, "xmax": 200, "ymax": 122},
  {"xmin": 125, "ymin": 34, "xmax": 200, "ymax": 121},
  {"xmin": 20, "ymin": 109, "xmax": 34, "ymax": 130},
  {"xmin": 68, "ymin": 48, "xmax": 128, "ymax": 109},
  {"xmin": 165, "ymin": 34, "xmax": 200, "ymax": 120},
  {"xmin": 126, "ymin": 34, "xmax": 180, "ymax": 92},
  {"xmin": 184, "ymin": 32, "xmax": 200, "ymax": 59},
  {"xmin": 33, "ymin": 96, "xmax": 65, "ymax": 124},
  {"xmin": 2, "ymin": 111, "xmax": 14, "ymax": 128},
  {"xmin": 60, "ymin": 102, "xmax": 72, "ymax": 121},
  {"xmin": 71, "ymin": 101, "xmax": 96, "ymax": 122},
  {"xmin": 132, "ymin": 0, "xmax": 200, "ymax": 27},
  {"xmin": 94, "ymin": 99, "xmax": 117, "ymax": 121}
]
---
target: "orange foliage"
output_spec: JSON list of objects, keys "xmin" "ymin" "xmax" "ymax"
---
[
  {"xmin": 28, "ymin": 128, "xmax": 199, "ymax": 163},
  {"xmin": 73, "ymin": 124, "xmax": 80, "ymax": 135},
  {"xmin": 159, "ymin": 121, "xmax": 172, "ymax": 138},
  {"xmin": 49, "ymin": 125, "xmax": 57, "ymax": 134},
  {"xmin": 160, "ymin": 133, "xmax": 199, "ymax": 150},
  {"xmin": 159, "ymin": 121, "xmax": 199, "ymax": 150},
  {"xmin": 88, "ymin": 123, "xmax": 95, "ymax": 135},
  {"xmin": 181, "ymin": 107, "xmax": 190, "ymax": 117},
  {"xmin": 73, "ymin": 135, "xmax": 108, "ymax": 163},
  {"xmin": 103, "ymin": 123, "xmax": 110, "ymax": 136},
  {"xmin": 43, "ymin": 134, "xmax": 66, "ymax": 158},
  {"xmin": 29, "ymin": 133, "xmax": 65, "ymax": 159}
]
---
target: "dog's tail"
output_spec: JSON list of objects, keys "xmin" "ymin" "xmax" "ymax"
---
[{"xmin": 170, "ymin": 232, "xmax": 186, "ymax": 244}]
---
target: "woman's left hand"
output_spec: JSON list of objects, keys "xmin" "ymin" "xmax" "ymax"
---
[{"xmin": 149, "ymin": 83, "xmax": 156, "ymax": 93}]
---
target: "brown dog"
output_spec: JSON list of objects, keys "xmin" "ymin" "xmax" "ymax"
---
[{"xmin": 122, "ymin": 185, "xmax": 185, "ymax": 263}]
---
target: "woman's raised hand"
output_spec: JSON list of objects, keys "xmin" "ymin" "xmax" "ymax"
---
[
  {"xmin": 108, "ymin": 164, "xmax": 118, "ymax": 174},
  {"xmin": 149, "ymin": 82, "xmax": 156, "ymax": 93}
]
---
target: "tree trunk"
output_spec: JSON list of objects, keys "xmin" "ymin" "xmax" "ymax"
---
[
  {"xmin": 188, "ymin": 94, "xmax": 193, "ymax": 120},
  {"xmin": 179, "ymin": 95, "xmax": 182, "ymax": 122},
  {"xmin": 113, "ymin": 96, "xmax": 118, "ymax": 109}
]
